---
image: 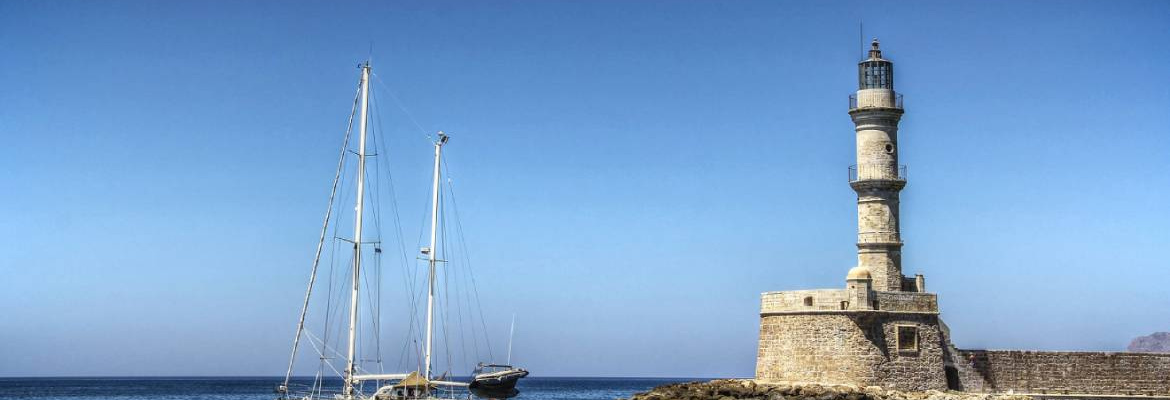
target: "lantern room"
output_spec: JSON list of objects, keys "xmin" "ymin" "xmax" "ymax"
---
[{"xmin": 859, "ymin": 39, "xmax": 893, "ymax": 90}]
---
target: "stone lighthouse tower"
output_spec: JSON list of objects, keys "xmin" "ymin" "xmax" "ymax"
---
[
  {"xmin": 850, "ymin": 39, "xmax": 908, "ymax": 292},
  {"xmin": 756, "ymin": 39, "xmax": 946, "ymax": 391}
]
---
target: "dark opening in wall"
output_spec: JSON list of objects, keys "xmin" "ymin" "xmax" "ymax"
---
[
  {"xmin": 897, "ymin": 325, "xmax": 919, "ymax": 352},
  {"xmin": 945, "ymin": 366, "xmax": 961, "ymax": 390},
  {"xmin": 804, "ymin": 297, "xmax": 814, "ymax": 307}
]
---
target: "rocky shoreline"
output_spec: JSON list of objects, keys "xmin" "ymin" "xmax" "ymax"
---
[{"xmin": 622, "ymin": 380, "xmax": 1033, "ymax": 400}]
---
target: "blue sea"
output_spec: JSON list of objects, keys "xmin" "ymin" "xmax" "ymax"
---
[{"xmin": 0, "ymin": 377, "xmax": 697, "ymax": 400}]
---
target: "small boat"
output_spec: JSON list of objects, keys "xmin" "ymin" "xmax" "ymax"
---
[
  {"xmin": 469, "ymin": 364, "xmax": 529, "ymax": 390},
  {"xmin": 469, "ymin": 315, "xmax": 528, "ymax": 395}
]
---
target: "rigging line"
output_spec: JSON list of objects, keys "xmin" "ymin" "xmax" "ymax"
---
[
  {"xmin": 439, "ymin": 188, "xmax": 455, "ymax": 375},
  {"xmin": 307, "ymin": 329, "xmax": 351, "ymax": 365},
  {"xmin": 326, "ymin": 147, "xmax": 359, "ymax": 371},
  {"xmin": 459, "ymin": 252, "xmax": 482, "ymax": 362},
  {"xmin": 327, "ymin": 250, "xmax": 357, "ymax": 377},
  {"xmin": 374, "ymin": 109, "xmax": 428, "ymax": 376},
  {"xmin": 439, "ymin": 158, "xmax": 470, "ymax": 360},
  {"xmin": 446, "ymin": 177, "xmax": 482, "ymax": 362},
  {"xmin": 414, "ymin": 186, "xmax": 431, "ymax": 255},
  {"xmin": 406, "ymin": 162, "xmax": 437, "ymax": 372},
  {"xmin": 305, "ymin": 330, "xmax": 350, "ymax": 380},
  {"xmin": 368, "ymin": 89, "xmax": 422, "ymax": 374},
  {"xmin": 329, "ymin": 262, "xmax": 350, "ymax": 375},
  {"xmin": 368, "ymin": 100, "xmax": 384, "ymax": 376},
  {"xmin": 361, "ymin": 249, "xmax": 380, "ymax": 364},
  {"xmin": 397, "ymin": 257, "xmax": 423, "ymax": 373},
  {"xmin": 406, "ymin": 260, "xmax": 429, "ymax": 373},
  {"xmin": 457, "ymin": 258, "xmax": 480, "ymax": 362},
  {"xmin": 322, "ymin": 137, "xmax": 355, "ymax": 367},
  {"xmin": 374, "ymin": 251, "xmax": 384, "ymax": 373},
  {"xmin": 368, "ymin": 85, "xmax": 416, "ymax": 283},
  {"xmin": 367, "ymin": 127, "xmax": 430, "ymax": 378},
  {"xmin": 361, "ymin": 99, "xmax": 385, "ymax": 373},
  {"xmin": 415, "ymin": 260, "xmax": 427, "ymax": 373},
  {"xmin": 320, "ymin": 118, "xmax": 359, "ymax": 381},
  {"xmin": 442, "ymin": 177, "xmax": 473, "ymax": 369},
  {"xmin": 398, "ymin": 243, "xmax": 429, "ymax": 373},
  {"xmin": 443, "ymin": 161, "xmax": 495, "ymax": 360},
  {"xmin": 445, "ymin": 191, "xmax": 469, "ymax": 372},
  {"xmin": 313, "ymin": 369, "xmax": 325, "ymax": 398},
  {"xmin": 370, "ymin": 71, "xmax": 433, "ymax": 143},
  {"xmin": 368, "ymin": 95, "xmax": 415, "ymax": 285},
  {"xmin": 320, "ymin": 235, "xmax": 340, "ymax": 368},
  {"xmin": 366, "ymin": 90, "xmax": 387, "ymax": 242},
  {"xmin": 368, "ymin": 91, "xmax": 392, "ymax": 329},
  {"xmin": 371, "ymin": 147, "xmax": 425, "ymax": 375},
  {"xmin": 283, "ymin": 80, "xmax": 362, "ymax": 390},
  {"xmin": 451, "ymin": 232, "xmax": 470, "ymax": 372}
]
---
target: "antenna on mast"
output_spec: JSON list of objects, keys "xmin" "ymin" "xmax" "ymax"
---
[{"xmin": 859, "ymin": 21, "xmax": 864, "ymax": 60}]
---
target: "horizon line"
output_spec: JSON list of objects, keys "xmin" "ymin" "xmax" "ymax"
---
[{"xmin": 0, "ymin": 375, "xmax": 730, "ymax": 380}]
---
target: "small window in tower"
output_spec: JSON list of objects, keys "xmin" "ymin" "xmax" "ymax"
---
[
  {"xmin": 897, "ymin": 326, "xmax": 919, "ymax": 352},
  {"xmin": 884, "ymin": 144, "xmax": 895, "ymax": 154},
  {"xmin": 803, "ymin": 296, "xmax": 814, "ymax": 307}
]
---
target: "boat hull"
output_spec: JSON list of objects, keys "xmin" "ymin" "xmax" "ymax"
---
[{"xmin": 468, "ymin": 369, "xmax": 528, "ymax": 391}]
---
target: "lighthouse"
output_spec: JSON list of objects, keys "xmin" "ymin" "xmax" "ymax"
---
[
  {"xmin": 756, "ymin": 38, "xmax": 947, "ymax": 391},
  {"xmin": 849, "ymin": 39, "xmax": 910, "ymax": 292},
  {"xmin": 755, "ymin": 38, "xmax": 1170, "ymax": 395}
]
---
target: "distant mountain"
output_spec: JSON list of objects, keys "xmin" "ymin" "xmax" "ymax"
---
[{"xmin": 1128, "ymin": 332, "xmax": 1170, "ymax": 353}]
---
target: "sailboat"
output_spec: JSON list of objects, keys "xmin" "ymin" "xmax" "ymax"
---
[{"xmin": 274, "ymin": 61, "xmax": 499, "ymax": 400}]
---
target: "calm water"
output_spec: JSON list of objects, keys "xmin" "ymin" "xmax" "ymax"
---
[{"xmin": 0, "ymin": 377, "xmax": 698, "ymax": 400}]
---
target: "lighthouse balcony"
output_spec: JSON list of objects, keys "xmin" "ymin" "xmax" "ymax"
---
[
  {"xmin": 849, "ymin": 164, "xmax": 907, "ymax": 182},
  {"xmin": 849, "ymin": 91, "xmax": 903, "ymax": 111}
]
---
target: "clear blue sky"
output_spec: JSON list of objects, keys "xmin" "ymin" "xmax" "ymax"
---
[{"xmin": 1, "ymin": 0, "xmax": 1168, "ymax": 378}]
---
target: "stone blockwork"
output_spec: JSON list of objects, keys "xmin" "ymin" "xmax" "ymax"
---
[
  {"xmin": 761, "ymin": 290, "xmax": 936, "ymax": 314},
  {"xmin": 957, "ymin": 350, "xmax": 1170, "ymax": 396},
  {"xmin": 756, "ymin": 312, "xmax": 947, "ymax": 391},
  {"xmin": 873, "ymin": 292, "xmax": 937, "ymax": 313},
  {"xmin": 761, "ymin": 290, "xmax": 850, "ymax": 313}
]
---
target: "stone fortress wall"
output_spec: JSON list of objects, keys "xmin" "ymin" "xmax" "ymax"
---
[
  {"xmin": 761, "ymin": 290, "xmax": 936, "ymax": 314},
  {"xmin": 955, "ymin": 350, "xmax": 1170, "ymax": 396},
  {"xmin": 757, "ymin": 299, "xmax": 1170, "ymax": 396},
  {"xmin": 756, "ymin": 313, "xmax": 947, "ymax": 392}
]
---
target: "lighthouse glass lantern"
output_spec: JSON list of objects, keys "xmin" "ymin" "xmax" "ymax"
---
[{"xmin": 859, "ymin": 39, "xmax": 893, "ymax": 90}]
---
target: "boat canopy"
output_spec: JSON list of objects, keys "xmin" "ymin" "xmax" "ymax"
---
[{"xmin": 393, "ymin": 372, "xmax": 432, "ymax": 389}]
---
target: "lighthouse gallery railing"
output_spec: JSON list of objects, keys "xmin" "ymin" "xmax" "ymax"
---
[{"xmin": 849, "ymin": 164, "xmax": 907, "ymax": 182}]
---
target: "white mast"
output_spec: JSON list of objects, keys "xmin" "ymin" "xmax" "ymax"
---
[
  {"xmin": 507, "ymin": 314, "xmax": 516, "ymax": 365},
  {"xmin": 424, "ymin": 132, "xmax": 449, "ymax": 380},
  {"xmin": 344, "ymin": 61, "xmax": 372, "ymax": 398}
]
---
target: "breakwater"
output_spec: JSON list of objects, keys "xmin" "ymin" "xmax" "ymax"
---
[{"xmin": 622, "ymin": 379, "xmax": 1033, "ymax": 400}]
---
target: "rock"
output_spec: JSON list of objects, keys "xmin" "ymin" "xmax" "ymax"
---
[
  {"xmin": 622, "ymin": 380, "xmax": 1031, "ymax": 400},
  {"xmin": 863, "ymin": 386, "xmax": 886, "ymax": 398},
  {"xmin": 1128, "ymin": 332, "xmax": 1170, "ymax": 353}
]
